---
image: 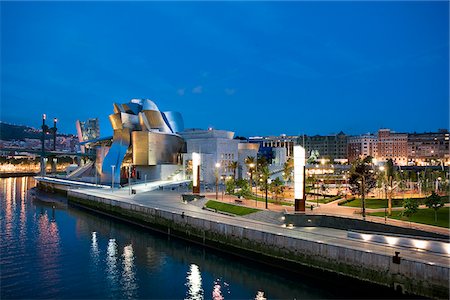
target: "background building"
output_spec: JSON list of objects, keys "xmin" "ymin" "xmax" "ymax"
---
[
  {"xmin": 300, "ymin": 132, "xmax": 348, "ymax": 162},
  {"xmin": 407, "ymin": 129, "xmax": 449, "ymax": 165},
  {"xmin": 249, "ymin": 134, "xmax": 296, "ymax": 158},
  {"xmin": 181, "ymin": 128, "xmax": 239, "ymax": 184},
  {"xmin": 348, "ymin": 134, "xmax": 378, "ymax": 163},
  {"xmin": 376, "ymin": 129, "xmax": 408, "ymax": 165}
]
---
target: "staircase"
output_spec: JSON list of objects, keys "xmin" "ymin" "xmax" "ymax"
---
[{"xmin": 67, "ymin": 161, "xmax": 94, "ymax": 179}]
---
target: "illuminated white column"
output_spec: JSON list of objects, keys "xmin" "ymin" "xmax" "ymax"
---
[
  {"xmin": 192, "ymin": 152, "xmax": 201, "ymax": 194},
  {"xmin": 294, "ymin": 145, "xmax": 306, "ymax": 212}
]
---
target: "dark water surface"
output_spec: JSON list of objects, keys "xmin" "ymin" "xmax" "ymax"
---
[{"xmin": 1, "ymin": 177, "xmax": 404, "ymax": 299}]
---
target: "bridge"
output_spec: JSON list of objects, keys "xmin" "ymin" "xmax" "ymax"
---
[{"xmin": 1, "ymin": 147, "xmax": 93, "ymax": 157}]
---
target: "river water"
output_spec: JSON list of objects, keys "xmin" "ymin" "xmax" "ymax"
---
[{"xmin": 1, "ymin": 177, "xmax": 404, "ymax": 299}]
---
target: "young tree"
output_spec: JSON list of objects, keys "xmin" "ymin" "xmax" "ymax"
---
[
  {"xmin": 270, "ymin": 177, "xmax": 284, "ymax": 203},
  {"xmin": 235, "ymin": 179, "xmax": 250, "ymax": 198},
  {"xmin": 229, "ymin": 161, "xmax": 238, "ymax": 180},
  {"xmin": 348, "ymin": 156, "xmax": 376, "ymax": 219},
  {"xmin": 245, "ymin": 156, "xmax": 256, "ymax": 194},
  {"xmin": 385, "ymin": 159, "xmax": 396, "ymax": 215},
  {"xmin": 425, "ymin": 191, "xmax": 445, "ymax": 223},
  {"xmin": 402, "ymin": 198, "xmax": 419, "ymax": 221},
  {"xmin": 225, "ymin": 178, "xmax": 236, "ymax": 195},
  {"xmin": 282, "ymin": 158, "xmax": 294, "ymax": 182}
]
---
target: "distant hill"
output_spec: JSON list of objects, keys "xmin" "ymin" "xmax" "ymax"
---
[{"xmin": 0, "ymin": 122, "xmax": 75, "ymax": 141}]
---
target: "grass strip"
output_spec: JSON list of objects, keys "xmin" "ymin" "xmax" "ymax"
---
[
  {"xmin": 205, "ymin": 200, "xmax": 261, "ymax": 216},
  {"xmin": 368, "ymin": 207, "xmax": 449, "ymax": 228}
]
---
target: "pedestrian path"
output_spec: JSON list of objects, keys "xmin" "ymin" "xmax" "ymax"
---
[{"xmin": 241, "ymin": 210, "xmax": 285, "ymax": 225}]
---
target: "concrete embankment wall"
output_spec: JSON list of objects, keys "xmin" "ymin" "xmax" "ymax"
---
[{"xmin": 67, "ymin": 190, "xmax": 449, "ymax": 299}]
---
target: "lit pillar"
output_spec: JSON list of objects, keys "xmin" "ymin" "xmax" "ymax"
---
[
  {"xmin": 294, "ymin": 145, "xmax": 306, "ymax": 212},
  {"xmin": 192, "ymin": 152, "xmax": 201, "ymax": 194}
]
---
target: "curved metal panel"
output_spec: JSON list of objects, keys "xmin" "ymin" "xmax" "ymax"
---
[
  {"xmin": 163, "ymin": 111, "xmax": 184, "ymax": 133},
  {"xmin": 109, "ymin": 113, "xmax": 123, "ymax": 130},
  {"xmin": 141, "ymin": 110, "xmax": 171, "ymax": 133},
  {"xmin": 101, "ymin": 128, "xmax": 131, "ymax": 186},
  {"xmin": 142, "ymin": 99, "xmax": 159, "ymax": 111},
  {"xmin": 120, "ymin": 112, "xmax": 140, "ymax": 130},
  {"xmin": 122, "ymin": 103, "xmax": 142, "ymax": 115},
  {"xmin": 132, "ymin": 131, "xmax": 184, "ymax": 165},
  {"xmin": 113, "ymin": 103, "xmax": 124, "ymax": 114}
]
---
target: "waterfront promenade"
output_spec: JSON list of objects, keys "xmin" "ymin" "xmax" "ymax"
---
[
  {"xmin": 36, "ymin": 175, "xmax": 449, "ymax": 297},
  {"xmin": 69, "ymin": 186, "xmax": 450, "ymax": 268}
]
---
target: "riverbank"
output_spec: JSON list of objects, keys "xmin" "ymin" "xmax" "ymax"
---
[
  {"xmin": 0, "ymin": 172, "xmax": 37, "ymax": 178},
  {"xmin": 47, "ymin": 183, "xmax": 448, "ymax": 299}
]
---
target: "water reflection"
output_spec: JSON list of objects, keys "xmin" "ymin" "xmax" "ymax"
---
[
  {"xmin": 36, "ymin": 208, "xmax": 61, "ymax": 294},
  {"xmin": 106, "ymin": 238, "xmax": 119, "ymax": 296},
  {"xmin": 91, "ymin": 232, "xmax": 100, "ymax": 265},
  {"xmin": 185, "ymin": 264, "xmax": 203, "ymax": 300},
  {"xmin": 121, "ymin": 244, "xmax": 137, "ymax": 299},
  {"xmin": 212, "ymin": 280, "xmax": 223, "ymax": 300},
  {"xmin": 255, "ymin": 290, "xmax": 267, "ymax": 300}
]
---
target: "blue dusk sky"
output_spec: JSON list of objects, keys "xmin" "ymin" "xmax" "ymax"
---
[{"xmin": 1, "ymin": 1, "xmax": 448, "ymax": 137}]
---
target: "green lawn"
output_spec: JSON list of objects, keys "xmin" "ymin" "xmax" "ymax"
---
[
  {"xmin": 369, "ymin": 207, "xmax": 449, "ymax": 228},
  {"xmin": 309, "ymin": 196, "xmax": 341, "ymax": 204},
  {"xmin": 245, "ymin": 194, "xmax": 294, "ymax": 206},
  {"xmin": 340, "ymin": 196, "xmax": 449, "ymax": 209},
  {"xmin": 341, "ymin": 198, "xmax": 404, "ymax": 209},
  {"xmin": 205, "ymin": 200, "xmax": 260, "ymax": 216}
]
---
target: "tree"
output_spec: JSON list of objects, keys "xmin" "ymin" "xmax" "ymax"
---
[
  {"xmin": 348, "ymin": 156, "xmax": 376, "ymax": 219},
  {"xmin": 235, "ymin": 179, "xmax": 250, "ymax": 198},
  {"xmin": 402, "ymin": 198, "xmax": 419, "ymax": 221},
  {"xmin": 225, "ymin": 178, "xmax": 236, "ymax": 194},
  {"xmin": 385, "ymin": 159, "xmax": 396, "ymax": 215},
  {"xmin": 245, "ymin": 156, "xmax": 256, "ymax": 191},
  {"xmin": 270, "ymin": 177, "xmax": 284, "ymax": 203},
  {"xmin": 282, "ymin": 158, "xmax": 294, "ymax": 182},
  {"xmin": 229, "ymin": 161, "xmax": 238, "ymax": 180},
  {"xmin": 425, "ymin": 192, "xmax": 445, "ymax": 223}
]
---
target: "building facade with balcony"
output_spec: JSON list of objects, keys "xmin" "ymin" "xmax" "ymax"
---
[{"xmin": 347, "ymin": 134, "xmax": 378, "ymax": 163}]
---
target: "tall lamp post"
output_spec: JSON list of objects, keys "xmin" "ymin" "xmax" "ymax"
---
[
  {"xmin": 265, "ymin": 177, "xmax": 272, "ymax": 209},
  {"xmin": 249, "ymin": 162, "xmax": 255, "ymax": 198},
  {"xmin": 215, "ymin": 162, "xmax": 220, "ymax": 200},
  {"xmin": 128, "ymin": 165, "xmax": 132, "ymax": 195},
  {"xmin": 111, "ymin": 165, "xmax": 116, "ymax": 192},
  {"xmin": 379, "ymin": 165, "xmax": 387, "ymax": 223}
]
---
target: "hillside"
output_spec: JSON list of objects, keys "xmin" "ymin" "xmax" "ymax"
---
[{"xmin": 0, "ymin": 122, "xmax": 75, "ymax": 141}]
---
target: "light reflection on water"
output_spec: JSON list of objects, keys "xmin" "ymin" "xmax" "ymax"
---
[
  {"xmin": 185, "ymin": 264, "xmax": 203, "ymax": 300},
  {"xmin": 122, "ymin": 244, "xmax": 138, "ymax": 299},
  {"xmin": 106, "ymin": 238, "xmax": 119, "ymax": 295}
]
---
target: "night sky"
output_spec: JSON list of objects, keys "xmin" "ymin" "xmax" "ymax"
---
[{"xmin": 1, "ymin": 1, "xmax": 448, "ymax": 137}]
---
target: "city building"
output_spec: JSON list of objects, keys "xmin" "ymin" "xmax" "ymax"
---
[
  {"xmin": 376, "ymin": 129, "xmax": 408, "ymax": 165},
  {"xmin": 76, "ymin": 118, "xmax": 100, "ymax": 153},
  {"xmin": 181, "ymin": 128, "xmax": 258, "ymax": 183},
  {"xmin": 347, "ymin": 134, "xmax": 378, "ymax": 163},
  {"xmin": 237, "ymin": 142, "xmax": 260, "ymax": 179},
  {"xmin": 407, "ymin": 129, "xmax": 449, "ymax": 165},
  {"xmin": 300, "ymin": 132, "xmax": 348, "ymax": 162},
  {"xmin": 248, "ymin": 134, "xmax": 296, "ymax": 158}
]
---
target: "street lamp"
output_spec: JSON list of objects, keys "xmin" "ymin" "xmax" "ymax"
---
[
  {"xmin": 128, "ymin": 165, "xmax": 132, "ymax": 195},
  {"xmin": 249, "ymin": 163, "xmax": 255, "ymax": 191},
  {"xmin": 379, "ymin": 165, "xmax": 387, "ymax": 223},
  {"xmin": 215, "ymin": 162, "xmax": 221, "ymax": 200},
  {"xmin": 265, "ymin": 178, "xmax": 272, "ymax": 209},
  {"xmin": 221, "ymin": 175, "xmax": 225, "ymax": 200},
  {"xmin": 111, "ymin": 165, "xmax": 116, "ymax": 192}
]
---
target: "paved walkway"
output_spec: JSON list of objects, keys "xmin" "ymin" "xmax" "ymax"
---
[
  {"xmin": 204, "ymin": 191, "xmax": 449, "ymax": 237},
  {"xmin": 70, "ymin": 186, "xmax": 450, "ymax": 268}
]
